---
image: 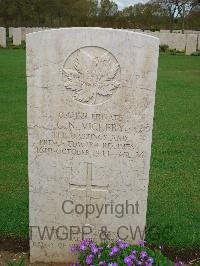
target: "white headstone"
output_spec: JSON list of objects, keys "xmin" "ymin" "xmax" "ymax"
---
[
  {"xmin": 185, "ymin": 30, "xmax": 200, "ymax": 34},
  {"xmin": 198, "ymin": 34, "xmax": 200, "ymax": 51},
  {"xmin": 13, "ymin": 28, "xmax": 22, "ymax": 45},
  {"xmin": 32, "ymin": 27, "xmax": 41, "ymax": 33},
  {"xmin": 134, "ymin": 29, "xmax": 142, "ymax": 32},
  {"xmin": 159, "ymin": 33, "xmax": 170, "ymax": 47},
  {"xmin": 158, "ymin": 33, "xmax": 186, "ymax": 51},
  {"xmin": 186, "ymin": 34, "xmax": 197, "ymax": 55},
  {"xmin": 21, "ymin": 27, "xmax": 26, "ymax": 41},
  {"xmin": 173, "ymin": 30, "xmax": 181, "ymax": 33},
  {"xmin": 170, "ymin": 33, "xmax": 186, "ymax": 51},
  {"xmin": 27, "ymin": 28, "xmax": 159, "ymax": 263},
  {"xmin": 9, "ymin": 27, "xmax": 13, "ymax": 38},
  {"xmin": 160, "ymin": 30, "xmax": 170, "ymax": 33},
  {"xmin": 160, "ymin": 33, "xmax": 176, "ymax": 48},
  {"xmin": 147, "ymin": 32, "xmax": 160, "ymax": 38},
  {"xmin": 26, "ymin": 27, "xmax": 32, "ymax": 35},
  {"xmin": 0, "ymin": 27, "xmax": 6, "ymax": 48},
  {"xmin": 31, "ymin": 27, "xmax": 37, "ymax": 33}
]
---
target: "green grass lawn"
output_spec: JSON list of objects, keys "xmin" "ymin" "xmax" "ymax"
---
[{"xmin": 0, "ymin": 49, "xmax": 199, "ymax": 250}]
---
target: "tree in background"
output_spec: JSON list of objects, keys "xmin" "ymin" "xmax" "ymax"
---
[
  {"xmin": 186, "ymin": 4, "xmax": 200, "ymax": 29},
  {"xmin": 176, "ymin": 0, "xmax": 199, "ymax": 33},
  {"xmin": 155, "ymin": 0, "xmax": 178, "ymax": 32},
  {"xmin": 155, "ymin": 0, "xmax": 200, "ymax": 32},
  {"xmin": 0, "ymin": 0, "xmax": 199, "ymax": 30},
  {"xmin": 100, "ymin": 0, "xmax": 118, "ymax": 16}
]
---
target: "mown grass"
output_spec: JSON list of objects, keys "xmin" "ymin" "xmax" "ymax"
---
[
  {"xmin": 0, "ymin": 49, "xmax": 28, "ymax": 237},
  {"xmin": 147, "ymin": 54, "xmax": 200, "ymax": 249},
  {"xmin": 0, "ymin": 49, "xmax": 199, "ymax": 250}
]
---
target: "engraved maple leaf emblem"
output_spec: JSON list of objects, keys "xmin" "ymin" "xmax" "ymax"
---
[{"xmin": 63, "ymin": 49, "xmax": 120, "ymax": 104}]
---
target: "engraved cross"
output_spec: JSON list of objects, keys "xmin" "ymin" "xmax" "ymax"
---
[{"xmin": 69, "ymin": 163, "xmax": 108, "ymax": 205}]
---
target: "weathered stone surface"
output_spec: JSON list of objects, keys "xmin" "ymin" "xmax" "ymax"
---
[
  {"xmin": 0, "ymin": 27, "xmax": 6, "ymax": 48},
  {"xmin": 13, "ymin": 28, "xmax": 22, "ymax": 45},
  {"xmin": 27, "ymin": 28, "xmax": 159, "ymax": 263},
  {"xmin": 186, "ymin": 34, "xmax": 197, "ymax": 55}
]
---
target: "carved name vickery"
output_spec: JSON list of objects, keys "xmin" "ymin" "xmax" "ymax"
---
[{"xmin": 34, "ymin": 110, "xmax": 137, "ymax": 158}]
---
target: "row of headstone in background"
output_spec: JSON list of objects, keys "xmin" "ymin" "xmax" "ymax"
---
[
  {"xmin": 12, "ymin": 27, "xmax": 49, "ymax": 45},
  {"xmin": 129, "ymin": 30, "xmax": 200, "ymax": 54},
  {"xmin": 1, "ymin": 27, "xmax": 47, "ymax": 47},
  {"xmin": 161, "ymin": 29, "xmax": 200, "ymax": 34},
  {"xmin": 132, "ymin": 29, "xmax": 200, "ymax": 34},
  {"xmin": 1, "ymin": 27, "xmax": 200, "ymax": 54},
  {"xmin": 149, "ymin": 32, "xmax": 199, "ymax": 54}
]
